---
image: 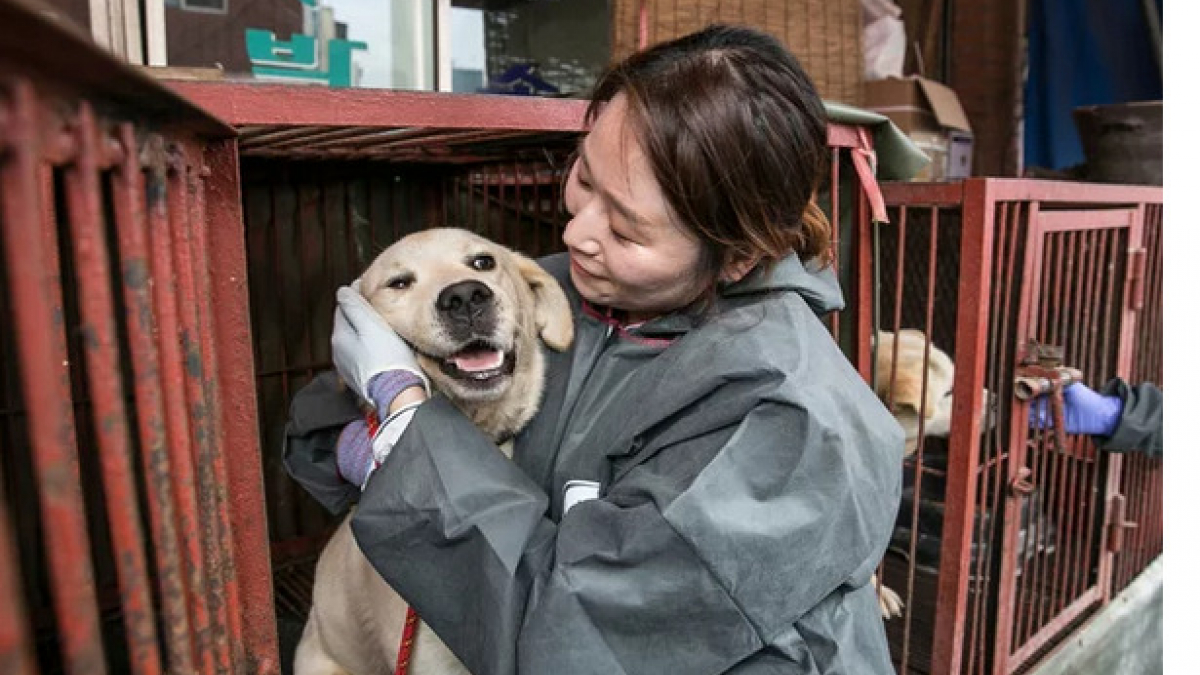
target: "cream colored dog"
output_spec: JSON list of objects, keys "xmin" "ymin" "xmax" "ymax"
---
[
  {"xmin": 294, "ymin": 228, "xmax": 574, "ymax": 675},
  {"xmin": 874, "ymin": 329, "xmax": 957, "ymax": 456},
  {"xmin": 869, "ymin": 329, "xmax": 957, "ymax": 620}
]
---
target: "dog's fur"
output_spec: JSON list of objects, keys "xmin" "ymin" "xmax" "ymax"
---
[
  {"xmin": 295, "ymin": 228, "xmax": 574, "ymax": 675},
  {"xmin": 874, "ymin": 329, "xmax": 957, "ymax": 457}
]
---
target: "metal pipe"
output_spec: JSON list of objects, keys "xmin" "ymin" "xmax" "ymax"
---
[
  {"xmin": 63, "ymin": 102, "xmax": 163, "ymax": 675},
  {"xmin": 0, "ymin": 78, "xmax": 108, "ymax": 675}
]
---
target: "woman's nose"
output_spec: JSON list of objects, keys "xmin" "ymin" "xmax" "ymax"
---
[{"xmin": 562, "ymin": 209, "xmax": 602, "ymax": 255}]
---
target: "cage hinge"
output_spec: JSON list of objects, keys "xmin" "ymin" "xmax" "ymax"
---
[
  {"xmin": 1105, "ymin": 493, "xmax": 1138, "ymax": 553},
  {"xmin": 1127, "ymin": 247, "xmax": 1147, "ymax": 311}
]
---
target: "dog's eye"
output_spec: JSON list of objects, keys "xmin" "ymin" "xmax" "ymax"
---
[
  {"xmin": 469, "ymin": 254, "xmax": 495, "ymax": 271},
  {"xmin": 387, "ymin": 274, "xmax": 414, "ymax": 290}
]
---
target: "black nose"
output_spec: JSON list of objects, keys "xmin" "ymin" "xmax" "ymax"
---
[{"xmin": 436, "ymin": 280, "xmax": 494, "ymax": 321}]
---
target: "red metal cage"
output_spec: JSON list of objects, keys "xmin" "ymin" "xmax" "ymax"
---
[
  {"xmin": 863, "ymin": 178, "xmax": 1163, "ymax": 675},
  {"xmin": 0, "ymin": 1, "xmax": 274, "ymax": 672}
]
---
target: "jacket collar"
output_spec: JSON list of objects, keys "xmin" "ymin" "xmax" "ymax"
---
[{"xmin": 596, "ymin": 253, "xmax": 844, "ymax": 338}]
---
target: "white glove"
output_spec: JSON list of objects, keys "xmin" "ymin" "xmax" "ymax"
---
[{"xmin": 331, "ymin": 283, "xmax": 430, "ymax": 405}]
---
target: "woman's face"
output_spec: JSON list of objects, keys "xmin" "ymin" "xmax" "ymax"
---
[{"xmin": 561, "ymin": 94, "xmax": 706, "ymax": 322}]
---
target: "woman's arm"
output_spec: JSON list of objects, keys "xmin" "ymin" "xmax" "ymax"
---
[
  {"xmin": 1098, "ymin": 378, "xmax": 1163, "ymax": 457},
  {"xmin": 281, "ymin": 371, "xmax": 365, "ymax": 515}
]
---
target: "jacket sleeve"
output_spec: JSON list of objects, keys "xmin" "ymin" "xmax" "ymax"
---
[
  {"xmin": 350, "ymin": 384, "xmax": 902, "ymax": 675},
  {"xmin": 1099, "ymin": 378, "xmax": 1163, "ymax": 457},
  {"xmin": 282, "ymin": 371, "xmax": 365, "ymax": 515}
]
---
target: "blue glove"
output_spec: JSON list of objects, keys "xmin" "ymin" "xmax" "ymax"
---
[{"xmin": 1028, "ymin": 382, "xmax": 1123, "ymax": 437}]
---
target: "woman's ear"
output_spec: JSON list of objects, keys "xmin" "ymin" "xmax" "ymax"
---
[
  {"xmin": 515, "ymin": 254, "xmax": 575, "ymax": 351},
  {"xmin": 719, "ymin": 254, "xmax": 762, "ymax": 284}
]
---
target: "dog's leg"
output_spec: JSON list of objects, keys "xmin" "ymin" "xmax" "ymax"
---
[
  {"xmin": 294, "ymin": 609, "xmax": 352, "ymax": 675},
  {"xmin": 871, "ymin": 574, "xmax": 905, "ymax": 620}
]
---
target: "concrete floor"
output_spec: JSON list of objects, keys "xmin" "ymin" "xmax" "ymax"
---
[{"xmin": 1030, "ymin": 557, "xmax": 1163, "ymax": 675}]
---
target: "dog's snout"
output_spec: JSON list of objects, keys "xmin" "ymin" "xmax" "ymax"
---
[{"xmin": 437, "ymin": 280, "xmax": 494, "ymax": 320}]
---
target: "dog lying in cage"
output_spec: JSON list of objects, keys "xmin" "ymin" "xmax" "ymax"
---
[
  {"xmin": 869, "ymin": 329, "xmax": 957, "ymax": 620},
  {"xmin": 868, "ymin": 329, "xmax": 998, "ymax": 619},
  {"xmin": 294, "ymin": 228, "xmax": 574, "ymax": 675}
]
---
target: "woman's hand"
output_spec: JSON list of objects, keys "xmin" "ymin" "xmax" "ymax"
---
[{"xmin": 332, "ymin": 283, "xmax": 430, "ymax": 412}]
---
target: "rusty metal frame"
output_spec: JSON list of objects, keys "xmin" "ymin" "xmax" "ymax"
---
[{"xmin": 0, "ymin": 0, "xmax": 277, "ymax": 671}]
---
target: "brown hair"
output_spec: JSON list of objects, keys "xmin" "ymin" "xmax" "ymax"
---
[{"xmin": 586, "ymin": 24, "xmax": 832, "ymax": 295}]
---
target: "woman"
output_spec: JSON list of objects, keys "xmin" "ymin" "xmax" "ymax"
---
[{"xmin": 285, "ymin": 25, "xmax": 905, "ymax": 674}]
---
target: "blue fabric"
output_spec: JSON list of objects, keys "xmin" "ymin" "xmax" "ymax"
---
[{"xmin": 1024, "ymin": 0, "xmax": 1162, "ymax": 170}]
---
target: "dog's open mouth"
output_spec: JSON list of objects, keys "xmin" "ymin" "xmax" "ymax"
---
[{"xmin": 439, "ymin": 341, "xmax": 515, "ymax": 386}]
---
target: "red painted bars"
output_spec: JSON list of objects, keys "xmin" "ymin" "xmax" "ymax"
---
[{"xmin": 0, "ymin": 0, "xmax": 276, "ymax": 670}]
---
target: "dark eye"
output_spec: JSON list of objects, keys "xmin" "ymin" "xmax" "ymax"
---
[
  {"xmin": 387, "ymin": 274, "xmax": 414, "ymax": 290},
  {"xmin": 469, "ymin": 254, "xmax": 495, "ymax": 271}
]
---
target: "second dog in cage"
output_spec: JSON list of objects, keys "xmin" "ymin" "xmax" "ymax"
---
[
  {"xmin": 874, "ymin": 329, "xmax": 957, "ymax": 456},
  {"xmin": 293, "ymin": 228, "xmax": 574, "ymax": 675},
  {"xmin": 869, "ymin": 329, "xmax": 956, "ymax": 620}
]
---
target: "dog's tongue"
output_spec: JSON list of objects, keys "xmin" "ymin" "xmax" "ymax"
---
[{"xmin": 452, "ymin": 348, "xmax": 504, "ymax": 372}]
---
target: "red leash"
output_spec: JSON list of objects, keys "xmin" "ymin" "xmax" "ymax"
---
[
  {"xmin": 365, "ymin": 410, "xmax": 423, "ymax": 675},
  {"xmin": 394, "ymin": 607, "xmax": 421, "ymax": 675}
]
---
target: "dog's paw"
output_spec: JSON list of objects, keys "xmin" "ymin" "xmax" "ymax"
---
[{"xmin": 877, "ymin": 583, "xmax": 905, "ymax": 620}]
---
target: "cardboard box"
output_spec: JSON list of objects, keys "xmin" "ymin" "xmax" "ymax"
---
[{"xmin": 865, "ymin": 76, "xmax": 974, "ymax": 181}]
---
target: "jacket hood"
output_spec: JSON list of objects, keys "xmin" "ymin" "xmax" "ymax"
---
[
  {"xmin": 721, "ymin": 252, "xmax": 846, "ymax": 315},
  {"xmin": 545, "ymin": 251, "xmax": 845, "ymax": 339}
]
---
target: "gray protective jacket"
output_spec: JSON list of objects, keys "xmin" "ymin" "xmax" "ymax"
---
[
  {"xmin": 1099, "ymin": 378, "xmax": 1163, "ymax": 457},
  {"xmin": 284, "ymin": 252, "xmax": 905, "ymax": 674}
]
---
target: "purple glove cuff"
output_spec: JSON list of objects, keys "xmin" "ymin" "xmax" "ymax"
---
[
  {"xmin": 336, "ymin": 419, "xmax": 374, "ymax": 487},
  {"xmin": 367, "ymin": 370, "xmax": 425, "ymax": 412}
]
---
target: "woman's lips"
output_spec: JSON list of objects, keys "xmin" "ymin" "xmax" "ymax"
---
[{"xmin": 570, "ymin": 256, "xmax": 601, "ymax": 280}]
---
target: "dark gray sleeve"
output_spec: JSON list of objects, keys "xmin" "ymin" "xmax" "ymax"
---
[
  {"xmin": 282, "ymin": 371, "xmax": 365, "ymax": 515},
  {"xmin": 351, "ymin": 390, "xmax": 901, "ymax": 675},
  {"xmin": 1099, "ymin": 378, "xmax": 1163, "ymax": 457}
]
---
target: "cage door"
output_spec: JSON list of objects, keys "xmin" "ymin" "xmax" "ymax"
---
[{"xmin": 991, "ymin": 206, "xmax": 1143, "ymax": 674}]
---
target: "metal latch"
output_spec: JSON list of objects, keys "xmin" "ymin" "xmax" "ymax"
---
[
  {"xmin": 1011, "ymin": 342, "xmax": 1084, "ymax": 486},
  {"xmin": 1009, "ymin": 466, "xmax": 1036, "ymax": 497},
  {"xmin": 1106, "ymin": 494, "xmax": 1139, "ymax": 553}
]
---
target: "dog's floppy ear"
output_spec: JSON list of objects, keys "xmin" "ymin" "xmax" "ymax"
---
[{"xmin": 514, "ymin": 254, "xmax": 574, "ymax": 351}]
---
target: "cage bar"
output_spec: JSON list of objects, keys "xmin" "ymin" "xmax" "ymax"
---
[
  {"xmin": 111, "ymin": 122, "xmax": 198, "ymax": 675},
  {"xmin": 61, "ymin": 101, "xmax": 163, "ymax": 675},
  {"xmin": 1, "ymin": 77, "xmax": 109, "ymax": 675}
]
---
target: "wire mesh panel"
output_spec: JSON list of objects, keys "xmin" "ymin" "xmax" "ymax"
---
[
  {"xmin": 869, "ymin": 179, "xmax": 1163, "ymax": 675},
  {"xmin": 0, "ymin": 1, "xmax": 276, "ymax": 671}
]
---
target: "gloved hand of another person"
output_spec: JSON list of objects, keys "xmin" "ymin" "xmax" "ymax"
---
[
  {"xmin": 1028, "ymin": 382, "xmax": 1123, "ymax": 437},
  {"xmin": 332, "ymin": 282, "xmax": 429, "ymax": 412}
]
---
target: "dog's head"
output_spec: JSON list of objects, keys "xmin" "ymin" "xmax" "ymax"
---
[
  {"xmin": 874, "ymin": 329, "xmax": 957, "ymax": 455},
  {"xmin": 358, "ymin": 228, "xmax": 573, "ymax": 440},
  {"xmin": 873, "ymin": 329, "xmax": 996, "ymax": 455}
]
